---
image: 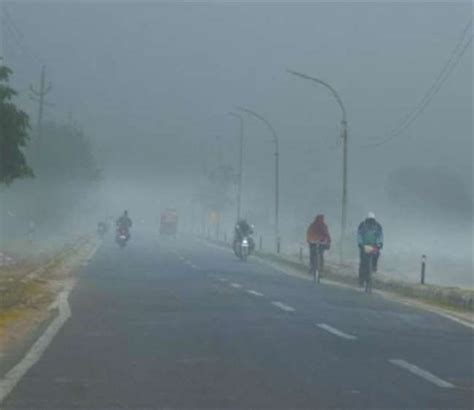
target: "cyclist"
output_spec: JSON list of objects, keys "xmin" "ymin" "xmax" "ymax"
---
[
  {"xmin": 357, "ymin": 212, "xmax": 384, "ymax": 286},
  {"xmin": 306, "ymin": 214, "xmax": 331, "ymax": 274}
]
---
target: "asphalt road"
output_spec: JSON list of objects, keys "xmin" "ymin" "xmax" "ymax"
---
[{"xmin": 2, "ymin": 231, "xmax": 473, "ymax": 409}]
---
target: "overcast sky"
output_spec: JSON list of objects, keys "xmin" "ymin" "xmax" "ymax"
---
[{"xmin": 3, "ymin": 1, "xmax": 472, "ymax": 232}]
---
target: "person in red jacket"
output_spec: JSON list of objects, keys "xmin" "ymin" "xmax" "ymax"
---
[{"xmin": 306, "ymin": 214, "xmax": 331, "ymax": 272}]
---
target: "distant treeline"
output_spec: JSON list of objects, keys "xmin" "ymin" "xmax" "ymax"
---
[
  {"xmin": 387, "ymin": 167, "xmax": 472, "ymax": 218},
  {"xmin": 1, "ymin": 65, "xmax": 102, "ymax": 240}
]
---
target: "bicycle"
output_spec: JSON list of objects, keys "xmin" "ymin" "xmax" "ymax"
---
[
  {"xmin": 362, "ymin": 245, "xmax": 378, "ymax": 293},
  {"xmin": 309, "ymin": 242, "xmax": 322, "ymax": 284}
]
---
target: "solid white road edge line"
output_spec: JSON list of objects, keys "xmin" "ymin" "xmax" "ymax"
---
[
  {"xmin": 317, "ymin": 323, "xmax": 357, "ymax": 340},
  {"xmin": 389, "ymin": 359, "xmax": 455, "ymax": 389},
  {"xmin": 246, "ymin": 290, "xmax": 264, "ymax": 297},
  {"xmin": 230, "ymin": 283, "xmax": 243, "ymax": 288},
  {"xmin": 0, "ymin": 280, "xmax": 75, "ymax": 405},
  {"xmin": 271, "ymin": 301, "xmax": 296, "ymax": 312}
]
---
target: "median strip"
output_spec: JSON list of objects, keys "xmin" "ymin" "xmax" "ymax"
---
[
  {"xmin": 317, "ymin": 323, "xmax": 357, "ymax": 340},
  {"xmin": 389, "ymin": 359, "xmax": 454, "ymax": 388},
  {"xmin": 271, "ymin": 301, "xmax": 295, "ymax": 312}
]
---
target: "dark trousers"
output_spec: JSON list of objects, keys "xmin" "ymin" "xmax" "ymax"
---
[
  {"xmin": 358, "ymin": 249, "xmax": 379, "ymax": 285},
  {"xmin": 309, "ymin": 244, "xmax": 325, "ymax": 271}
]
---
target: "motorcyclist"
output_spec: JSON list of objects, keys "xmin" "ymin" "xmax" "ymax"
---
[
  {"xmin": 357, "ymin": 212, "xmax": 383, "ymax": 285},
  {"xmin": 306, "ymin": 214, "xmax": 331, "ymax": 272},
  {"xmin": 233, "ymin": 219, "xmax": 255, "ymax": 252},
  {"xmin": 116, "ymin": 210, "xmax": 132, "ymax": 239}
]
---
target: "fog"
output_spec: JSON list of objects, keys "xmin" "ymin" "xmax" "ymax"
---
[{"xmin": 1, "ymin": 1, "xmax": 472, "ymax": 286}]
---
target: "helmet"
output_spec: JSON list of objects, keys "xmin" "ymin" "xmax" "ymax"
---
[{"xmin": 368, "ymin": 212, "xmax": 375, "ymax": 219}]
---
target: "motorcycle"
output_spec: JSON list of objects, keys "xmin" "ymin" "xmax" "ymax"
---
[
  {"xmin": 234, "ymin": 235, "xmax": 253, "ymax": 261},
  {"xmin": 116, "ymin": 226, "xmax": 129, "ymax": 248}
]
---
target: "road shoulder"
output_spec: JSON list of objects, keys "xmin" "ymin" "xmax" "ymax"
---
[
  {"xmin": 202, "ymin": 237, "xmax": 474, "ymax": 329},
  {"xmin": 0, "ymin": 237, "xmax": 99, "ymax": 382}
]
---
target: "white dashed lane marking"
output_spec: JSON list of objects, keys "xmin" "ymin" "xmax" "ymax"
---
[
  {"xmin": 271, "ymin": 301, "xmax": 295, "ymax": 312},
  {"xmin": 246, "ymin": 290, "xmax": 264, "ymax": 297},
  {"xmin": 230, "ymin": 283, "xmax": 243, "ymax": 289},
  {"xmin": 208, "ymin": 275, "xmax": 228, "ymax": 282},
  {"xmin": 389, "ymin": 359, "xmax": 455, "ymax": 389},
  {"xmin": 317, "ymin": 323, "xmax": 357, "ymax": 340}
]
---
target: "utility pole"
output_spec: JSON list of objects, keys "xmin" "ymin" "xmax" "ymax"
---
[
  {"xmin": 29, "ymin": 66, "xmax": 52, "ymax": 230},
  {"xmin": 215, "ymin": 135, "xmax": 223, "ymax": 167},
  {"xmin": 30, "ymin": 65, "xmax": 52, "ymax": 157},
  {"xmin": 341, "ymin": 121, "xmax": 348, "ymax": 264}
]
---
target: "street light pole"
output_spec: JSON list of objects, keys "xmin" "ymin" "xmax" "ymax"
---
[
  {"xmin": 237, "ymin": 106, "xmax": 280, "ymax": 253},
  {"xmin": 341, "ymin": 121, "xmax": 348, "ymax": 264},
  {"xmin": 287, "ymin": 69, "xmax": 348, "ymax": 263},
  {"xmin": 228, "ymin": 112, "xmax": 244, "ymax": 221}
]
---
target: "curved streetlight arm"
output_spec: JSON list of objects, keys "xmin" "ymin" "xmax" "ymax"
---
[
  {"xmin": 228, "ymin": 112, "xmax": 243, "ymax": 121},
  {"xmin": 287, "ymin": 69, "xmax": 347, "ymax": 124},
  {"xmin": 287, "ymin": 68, "xmax": 348, "ymax": 263},
  {"xmin": 236, "ymin": 106, "xmax": 279, "ymax": 151},
  {"xmin": 236, "ymin": 106, "xmax": 280, "ymax": 252}
]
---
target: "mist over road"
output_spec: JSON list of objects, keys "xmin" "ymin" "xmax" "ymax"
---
[{"xmin": 2, "ymin": 233, "xmax": 473, "ymax": 409}]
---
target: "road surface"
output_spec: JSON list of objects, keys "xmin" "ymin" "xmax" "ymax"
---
[{"xmin": 2, "ymin": 232, "xmax": 473, "ymax": 409}]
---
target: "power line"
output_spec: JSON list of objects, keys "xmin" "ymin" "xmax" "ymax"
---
[
  {"xmin": 389, "ymin": 19, "xmax": 472, "ymax": 134},
  {"xmin": 363, "ymin": 18, "xmax": 472, "ymax": 148},
  {"xmin": 3, "ymin": 7, "xmax": 22, "ymax": 41},
  {"xmin": 2, "ymin": 5, "xmax": 42, "ymax": 66}
]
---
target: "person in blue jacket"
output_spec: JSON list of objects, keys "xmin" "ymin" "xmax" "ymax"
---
[{"xmin": 357, "ymin": 212, "xmax": 384, "ymax": 285}]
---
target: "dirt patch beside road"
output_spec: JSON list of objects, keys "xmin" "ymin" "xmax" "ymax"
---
[{"xmin": 0, "ymin": 237, "xmax": 97, "ymax": 361}]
